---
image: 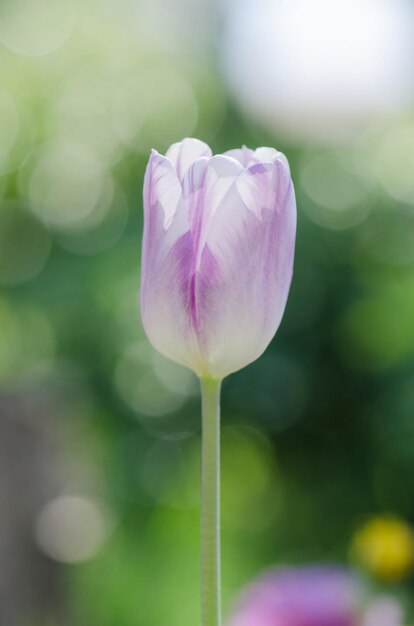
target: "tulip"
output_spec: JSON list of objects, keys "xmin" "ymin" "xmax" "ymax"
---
[
  {"xmin": 140, "ymin": 138, "xmax": 296, "ymax": 626},
  {"xmin": 140, "ymin": 137, "xmax": 296, "ymax": 380},
  {"xmin": 228, "ymin": 566, "xmax": 404, "ymax": 626}
]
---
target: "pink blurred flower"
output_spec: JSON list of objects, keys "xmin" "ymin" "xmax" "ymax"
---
[
  {"xmin": 140, "ymin": 138, "xmax": 296, "ymax": 379},
  {"xmin": 228, "ymin": 566, "xmax": 404, "ymax": 626}
]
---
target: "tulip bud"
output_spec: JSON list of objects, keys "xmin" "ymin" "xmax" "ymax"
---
[{"xmin": 140, "ymin": 138, "xmax": 296, "ymax": 380}]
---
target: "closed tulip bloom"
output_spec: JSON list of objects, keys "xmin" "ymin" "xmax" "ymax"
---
[
  {"xmin": 140, "ymin": 138, "xmax": 296, "ymax": 380},
  {"xmin": 228, "ymin": 566, "xmax": 404, "ymax": 626}
]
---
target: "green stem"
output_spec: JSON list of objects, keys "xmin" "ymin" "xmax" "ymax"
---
[{"xmin": 200, "ymin": 377, "xmax": 222, "ymax": 626}]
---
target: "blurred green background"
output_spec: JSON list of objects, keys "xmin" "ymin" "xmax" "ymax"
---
[{"xmin": 1, "ymin": 0, "xmax": 414, "ymax": 623}]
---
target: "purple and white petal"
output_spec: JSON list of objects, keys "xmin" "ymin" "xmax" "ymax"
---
[
  {"xmin": 165, "ymin": 137, "xmax": 212, "ymax": 182},
  {"xmin": 223, "ymin": 146, "xmax": 254, "ymax": 167},
  {"xmin": 194, "ymin": 158, "xmax": 296, "ymax": 378},
  {"xmin": 182, "ymin": 154, "xmax": 243, "ymax": 270},
  {"xmin": 141, "ymin": 151, "xmax": 200, "ymax": 371}
]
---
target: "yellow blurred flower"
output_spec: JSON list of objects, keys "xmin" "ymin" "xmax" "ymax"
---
[{"xmin": 352, "ymin": 516, "xmax": 414, "ymax": 581}]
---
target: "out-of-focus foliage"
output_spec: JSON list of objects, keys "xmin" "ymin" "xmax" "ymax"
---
[{"xmin": 1, "ymin": 0, "xmax": 414, "ymax": 625}]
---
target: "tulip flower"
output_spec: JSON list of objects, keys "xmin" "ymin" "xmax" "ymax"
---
[
  {"xmin": 140, "ymin": 138, "xmax": 296, "ymax": 626},
  {"xmin": 228, "ymin": 566, "xmax": 404, "ymax": 626},
  {"xmin": 141, "ymin": 138, "xmax": 296, "ymax": 380}
]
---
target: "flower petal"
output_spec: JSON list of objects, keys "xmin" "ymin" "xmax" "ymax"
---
[
  {"xmin": 173, "ymin": 155, "xmax": 243, "ymax": 357},
  {"xmin": 194, "ymin": 157, "xmax": 296, "ymax": 378},
  {"xmin": 224, "ymin": 146, "xmax": 289, "ymax": 171},
  {"xmin": 141, "ymin": 150, "xmax": 187, "ymax": 270},
  {"xmin": 253, "ymin": 147, "xmax": 291, "ymax": 173},
  {"xmin": 141, "ymin": 227, "xmax": 204, "ymax": 371},
  {"xmin": 144, "ymin": 151, "xmax": 181, "ymax": 225},
  {"xmin": 182, "ymin": 154, "xmax": 243, "ymax": 268},
  {"xmin": 141, "ymin": 152, "xmax": 201, "ymax": 370},
  {"xmin": 165, "ymin": 137, "xmax": 212, "ymax": 181},
  {"xmin": 223, "ymin": 146, "xmax": 254, "ymax": 167}
]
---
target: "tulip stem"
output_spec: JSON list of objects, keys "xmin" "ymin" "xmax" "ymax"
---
[{"xmin": 200, "ymin": 376, "xmax": 222, "ymax": 626}]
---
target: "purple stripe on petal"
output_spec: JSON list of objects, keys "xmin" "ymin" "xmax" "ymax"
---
[{"xmin": 180, "ymin": 155, "xmax": 242, "ymax": 339}]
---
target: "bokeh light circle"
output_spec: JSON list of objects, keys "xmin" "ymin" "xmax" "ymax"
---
[
  {"xmin": 367, "ymin": 120, "xmax": 414, "ymax": 205},
  {"xmin": 21, "ymin": 140, "xmax": 107, "ymax": 229},
  {"xmin": 0, "ymin": 0, "xmax": 77, "ymax": 57},
  {"xmin": 113, "ymin": 343, "xmax": 189, "ymax": 417},
  {"xmin": 114, "ymin": 68, "xmax": 198, "ymax": 153},
  {"xmin": 35, "ymin": 495, "xmax": 114, "ymax": 563},
  {"xmin": 56, "ymin": 184, "xmax": 129, "ymax": 256},
  {"xmin": 300, "ymin": 150, "xmax": 371, "ymax": 230},
  {"xmin": 55, "ymin": 70, "xmax": 124, "ymax": 166}
]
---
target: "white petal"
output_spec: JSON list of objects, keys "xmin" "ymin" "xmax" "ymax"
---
[
  {"xmin": 254, "ymin": 147, "xmax": 291, "ymax": 172},
  {"xmin": 165, "ymin": 137, "xmax": 212, "ymax": 181},
  {"xmin": 253, "ymin": 147, "xmax": 280, "ymax": 162},
  {"xmin": 223, "ymin": 146, "xmax": 254, "ymax": 167}
]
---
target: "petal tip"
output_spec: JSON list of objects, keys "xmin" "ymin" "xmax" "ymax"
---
[{"xmin": 209, "ymin": 154, "xmax": 244, "ymax": 177}]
